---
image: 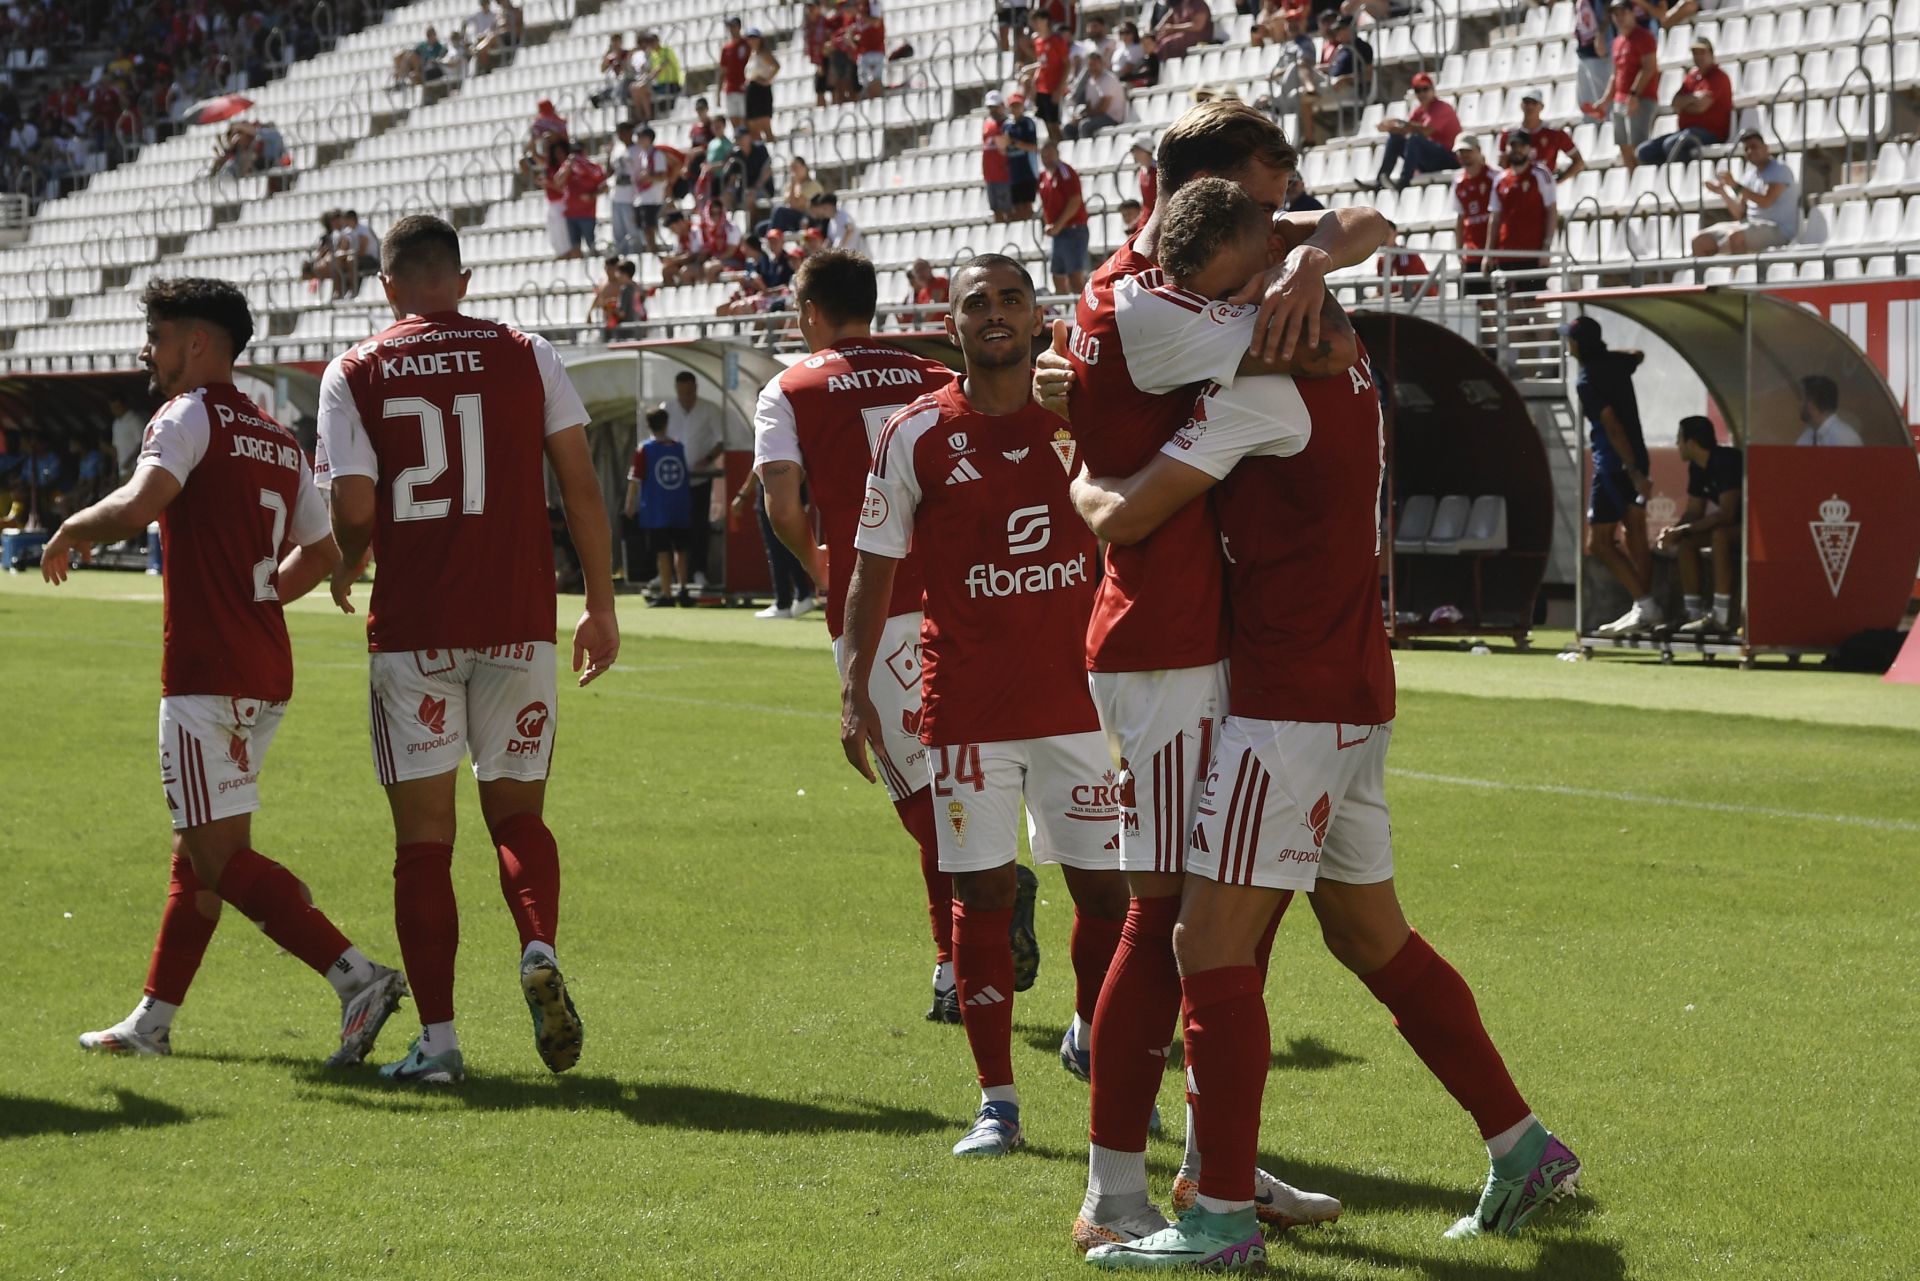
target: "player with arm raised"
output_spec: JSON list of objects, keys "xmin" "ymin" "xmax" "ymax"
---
[
  {"xmin": 753, "ymin": 250, "xmax": 1007, "ymax": 1024},
  {"xmin": 1075, "ymin": 181, "xmax": 1580, "ymax": 1272},
  {"xmin": 1033, "ymin": 101, "xmax": 1381, "ymax": 1252},
  {"xmin": 45, "ymin": 278, "xmax": 408, "ymax": 1065},
  {"xmin": 316, "ymin": 215, "xmax": 620, "ymax": 1085},
  {"xmin": 840, "ymin": 255, "xmax": 1129, "ymax": 1157}
]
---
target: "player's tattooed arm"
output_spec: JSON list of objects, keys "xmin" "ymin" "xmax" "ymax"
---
[
  {"xmin": 1070, "ymin": 453, "xmax": 1216, "ymax": 547},
  {"xmin": 759, "ymin": 460, "xmax": 827, "ymax": 587},
  {"xmin": 39, "ymin": 465, "xmax": 182, "ymax": 586},
  {"xmin": 840, "ymin": 550, "xmax": 899, "ymax": 783},
  {"xmin": 1239, "ymin": 292, "xmax": 1355, "ymax": 379},
  {"xmin": 1233, "ymin": 204, "xmax": 1393, "ymax": 363}
]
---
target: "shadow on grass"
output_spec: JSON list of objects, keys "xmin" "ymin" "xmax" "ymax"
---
[
  {"xmin": 1271, "ymin": 1034, "xmax": 1364, "ymax": 1071},
  {"xmin": 1252, "ymin": 1153, "xmax": 1479, "ymax": 1217},
  {"xmin": 0, "ymin": 1088, "xmax": 194, "ymax": 1140},
  {"xmin": 1283, "ymin": 1232, "xmax": 1624, "ymax": 1281}
]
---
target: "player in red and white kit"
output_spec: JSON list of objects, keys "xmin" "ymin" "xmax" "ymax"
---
[
  {"xmin": 841, "ymin": 255, "xmax": 1129, "ymax": 1157},
  {"xmin": 316, "ymin": 216, "xmax": 620, "ymax": 1085},
  {"xmin": 1032, "ymin": 101, "xmax": 1384, "ymax": 1249},
  {"xmin": 752, "ymin": 250, "xmax": 999, "ymax": 1023},
  {"xmin": 1074, "ymin": 181, "xmax": 1580, "ymax": 1271},
  {"xmin": 45, "ymin": 277, "xmax": 408, "ymax": 1065}
]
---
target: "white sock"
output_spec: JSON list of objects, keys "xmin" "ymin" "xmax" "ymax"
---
[
  {"xmin": 933, "ymin": 960, "xmax": 954, "ymax": 992},
  {"xmin": 129, "ymin": 995, "xmax": 178, "ymax": 1035},
  {"xmin": 1683, "ymin": 594, "xmax": 1703, "ymax": 617},
  {"xmin": 1713, "ymin": 593, "xmax": 1732, "ymax": 625},
  {"xmin": 1086, "ymin": 1143, "xmax": 1150, "ymax": 1205},
  {"xmin": 1178, "ymin": 1101, "xmax": 1201, "ymax": 1181},
  {"xmin": 1071, "ymin": 1011, "xmax": 1091, "ymax": 1054},
  {"xmin": 420, "ymin": 1021, "xmax": 460, "ymax": 1054},
  {"xmin": 326, "ymin": 947, "xmax": 376, "ymax": 997},
  {"xmin": 1196, "ymin": 1193, "xmax": 1254, "ymax": 1215},
  {"xmin": 981, "ymin": 1084, "xmax": 1019, "ymax": 1107},
  {"xmin": 521, "ymin": 940, "xmax": 558, "ymax": 970},
  {"xmin": 1486, "ymin": 1112, "xmax": 1539, "ymax": 1161}
]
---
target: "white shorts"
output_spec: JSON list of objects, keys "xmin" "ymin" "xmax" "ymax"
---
[
  {"xmin": 724, "ymin": 91, "xmax": 748, "ymax": 120},
  {"xmin": 1188, "ymin": 717, "xmax": 1395, "ymax": 893},
  {"xmin": 833, "ymin": 609, "xmax": 928, "ymax": 803},
  {"xmin": 544, "ymin": 202, "xmax": 570, "ymax": 254},
  {"xmin": 929, "ymin": 732, "xmax": 1122, "ymax": 875},
  {"xmin": 159, "ymin": 695, "xmax": 287, "ymax": 830},
  {"xmin": 1088, "ymin": 663, "xmax": 1226, "ymax": 876},
  {"xmin": 858, "ymin": 51, "xmax": 886, "ymax": 86},
  {"xmin": 368, "ymin": 643, "xmax": 558, "ymax": 785}
]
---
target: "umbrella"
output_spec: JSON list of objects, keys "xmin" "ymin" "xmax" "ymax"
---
[{"xmin": 184, "ymin": 94, "xmax": 253, "ymax": 126}]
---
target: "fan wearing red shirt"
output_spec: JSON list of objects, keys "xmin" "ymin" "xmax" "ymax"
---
[
  {"xmin": 1072, "ymin": 180, "xmax": 1582, "ymax": 1268},
  {"xmin": 803, "ymin": 0, "xmax": 833, "ymax": 104},
  {"xmin": 1634, "ymin": 36, "xmax": 1733, "ymax": 168},
  {"xmin": 1369, "ymin": 71, "xmax": 1461, "ymax": 190},
  {"xmin": 851, "ymin": 0, "xmax": 887, "ymax": 99},
  {"xmin": 983, "ymin": 93, "xmax": 1015, "ymax": 221},
  {"xmin": 1032, "ymin": 102, "xmax": 1383, "ymax": 1252},
  {"xmin": 317, "ymin": 216, "xmax": 620, "ymax": 1085},
  {"xmin": 844, "ymin": 255, "xmax": 1127, "ymax": 1159},
  {"xmin": 542, "ymin": 142, "xmax": 607, "ymax": 260},
  {"xmin": 1037, "ymin": 138, "xmax": 1091, "ymax": 294},
  {"xmin": 43, "ymin": 277, "xmax": 407, "ymax": 1068},
  {"xmin": 1452, "ymin": 136, "xmax": 1495, "ymax": 295},
  {"xmin": 1025, "ymin": 9, "xmax": 1073, "ymax": 134},
  {"xmin": 1608, "ymin": 0, "xmax": 1658, "ymax": 166},
  {"xmin": 718, "ymin": 15, "xmax": 750, "ymax": 124},
  {"xmin": 1500, "ymin": 87, "xmax": 1585, "ymax": 182},
  {"xmin": 754, "ymin": 252, "xmax": 962, "ymax": 1020},
  {"xmin": 1483, "ymin": 133, "xmax": 1557, "ymax": 290}
]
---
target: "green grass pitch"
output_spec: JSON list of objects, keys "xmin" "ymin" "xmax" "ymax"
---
[{"xmin": 2, "ymin": 572, "xmax": 1917, "ymax": 1280}]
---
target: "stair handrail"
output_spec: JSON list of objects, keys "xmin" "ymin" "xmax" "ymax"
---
[
  {"xmin": 1622, "ymin": 189, "xmax": 1666, "ymax": 265},
  {"xmin": 1830, "ymin": 64, "xmax": 1880, "ymax": 188}
]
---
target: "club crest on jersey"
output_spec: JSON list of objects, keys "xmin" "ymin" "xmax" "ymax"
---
[
  {"xmin": 418, "ymin": 695, "xmax": 448, "ymax": 735},
  {"xmin": 1810, "ymin": 495, "xmax": 1859, "ymax": 596},
  {"xmin": 1050, "ymin": 427, "xmax": 1077, "ymax": 473},
  {"xmin": 947, "ymin": 800, "xmax": 968, "ymax": 845}
]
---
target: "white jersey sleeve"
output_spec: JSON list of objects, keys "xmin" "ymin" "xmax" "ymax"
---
[
  {"xmin": 135, "ymin": 393, "xmax": 212, "ymax": 485},
  {"xmin": 288, "ymin": 455, "xmax": 332, "ymax": 547},
  {"xmin": 853, "ymin": 401, "xmax": 934, "ymax": 560},
  {"xmin": 1537, "ymin": 165, "xmax": 1557, "ymax": 208},
  {"xmin": 314, "ymin": 355, "xmax": 376, "ymax": 489},
  {"xmin": 531, "ymin": 333, "xmax": 590, "ymax": 436},
  {"xmin": 1488, "ymin": 179, "xmax": 1504, "ymax": 213},
  {"xmin": 1160, "ymin": 376, "xmax": 1312, "ymax": 480},
  {"xmin": 1111, "ymin": 272, "xmax": 1256, "ymax": 394},
  {"xmin": 753, "ymin": 378, "xmax": 803, "ymax": 472}
]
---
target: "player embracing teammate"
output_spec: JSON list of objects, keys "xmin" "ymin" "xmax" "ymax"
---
[{"xmin": 317, "ymin": 215, "xmax": 619, "ymax": 1084}]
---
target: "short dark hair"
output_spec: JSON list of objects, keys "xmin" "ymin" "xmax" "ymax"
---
[
  {"xmin": 1159, "ymin": 101, "xmax": 1298, "ymax": 193},
  {"xmin": 605, "ymin": 255, "xmax": 621, "ymax": 269},
  {"xmin": 1738, "ymin": 127, "xmax": 1765, "ymax": 144},
  {"xmin": 646, "ymin": 407, "xmax": 670, "ymax": 432},
  {"xmin": 1158, "ymin": 177, "xmax": 1266, "ymax": 285},
  {"xmin": 811, "ymin": 191, "xmax": 837, "ymax": 207},
  {"xmin": 954, "ymin": 252, "xmax": 1034, "ymax": 298},
  {"xmin": 381, "ymin": 214, "xmax": 463, "ymax": 281},
  {"xmin": 141, "ymin": 277, "xmax": 253, "ymax": 357},
  {"xmin": 793, "ymin": 250, "xmax": 878, "ymax": 326},
  {"xmin": 618, "ymin": 260, "xmax": 637, "ymax": 280},
  {"xmin": 674, "ymin": 370, "xmax": 696, "ymax": 384},
  {"xmin": 1801, "ymin": 374, "xmax": 1839, "ymax": 413},
  {"xmin": 1678, "ymin": 415, "xmax": 1716, "ymax": 450},
  {"xmin": 343, "ymin": 208, "xmax": 358, "ymax": 220}
]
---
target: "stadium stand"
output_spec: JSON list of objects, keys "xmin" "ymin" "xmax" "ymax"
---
[{"xmin": 0, "ymin": 0, "xmax": 1916, "ymax": 375}]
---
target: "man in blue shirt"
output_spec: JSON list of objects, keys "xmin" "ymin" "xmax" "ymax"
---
[
  {"xmin": 1563, "ymin": 315, "xmax": 1662, "ymax": 635},
  {"xmin": 1657, "ymin": 415, "xmax": 1742, "ymax": 635},
  {"xmin": 1004, "ymin": 93, "xmax": 1040, "ymax": 221},
  {"xmin": 625, "ymin": 407, "xmax": 693, "ymax": 607}
]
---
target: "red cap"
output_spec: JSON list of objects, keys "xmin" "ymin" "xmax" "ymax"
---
[
  {"xmin": 1007, "ymin": 91, "xmax": 1026, "ymax": 105},
  {"xmin": 1409, "ymin": 72, "xmax": 1433, "ymax": 89},
  {"xmin": 537, "ymin": 98, "xmax": 556, "ymax": 112}
]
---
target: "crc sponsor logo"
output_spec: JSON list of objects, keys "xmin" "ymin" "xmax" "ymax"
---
[
  {"xmin": 1067, "ymin": 770, "xmax": 1124, "ymax": 822},
  {"xmin": 418, "ymin": 695, "xmax": 449, "ymax": 735},
  {"xmin": 1005, "ymin": 505, "xmax": 1051, "ymax": 555},
  {"xmin": 508, "ymin": 702, "xmax": 550, "ymax": 755},
  {"xmin": 1809, "ymin": 494, "xmax": 1859, "ymax": 596},
  {"xmin": 860, "ymin": 486, "xmax": 889, "ymax": 528},
  {"xmin": 963, "ymin": 552, "xmax": 1089, "ymax": 598}
]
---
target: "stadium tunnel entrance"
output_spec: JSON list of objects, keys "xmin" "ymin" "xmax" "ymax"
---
[{"xmin": 1546, "ymin": 286, "xmax": 1920, "ymax": 661}]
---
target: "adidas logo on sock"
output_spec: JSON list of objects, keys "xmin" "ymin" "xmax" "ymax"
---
[
  {"xmin": 945, "ymin": 459, "xmax": 983, "ymax": 485},
  {"xmin": 965, "ymin": 985, "xmax": 1007, "ymax": 1006}
]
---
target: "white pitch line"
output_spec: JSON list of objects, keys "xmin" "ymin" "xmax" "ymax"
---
[{"xmin": 1387, "ymin": 768, "xmax": 1920, "ymax": 834}]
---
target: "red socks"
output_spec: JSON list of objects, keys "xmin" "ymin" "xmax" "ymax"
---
[
  {"xmin": 895, "ymin": 789, "xmax": 953, "ymax": 963},
  {"xmin": 1182, "ymin": 965, "xmax": 1270, "ymax": 1204},
  {"xmin": 1070, "ymin": 908, "xmax": 1125, "ymax": 1023},
  {"xmin": 951, "ymin": 902, "xmax": 1016, "ymax": 1089},
  {"xmin": 143, "ymin": 851, "xmax": 220, "ymax": 1006},
  {"xmin": 1361, "ymin": 931, "xmax": 1531, "ymax": 1139},
  {"xmin": 394, "ymin": 841, "xmax": 459, "ymax": 1024},
  {"xmin": 215, "ymin": 848, "xmax": 351, "ymax": 977},
  {"xmin": 492, "ymin": 813, "xmax": 561, "ymax": 950},
  {"xmin": 1089, "ymin": 894, "xmax": 1182, "ymax": 1152}
]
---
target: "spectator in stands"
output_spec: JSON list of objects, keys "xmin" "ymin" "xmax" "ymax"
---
[
  {"xmin": 607, "ymin": 121, "xmax": 638, "ymax": 252},
  {"xmin": 697, "ymin": 196, "xmax": 747, "ymax": 282},
  {"xmin": 1069, "ymin": 16, "xmax": 1116, "ymax": 101},
  {"xmin": 1483, "ymin": 131, "xmax": 1556, "ymax": 291},
  {"xmin": 827, "ymin": 1, "xmax": 861, "ymax": 101},
  {"xmin": 1251, "ymin": 0, "xmax": 1310, "ymax": 48},
  {"xmin": 459, "ymin": 0, "xmax": 496, "ymax": 74},
  {"xmin": 680, "ymin": 98, "xmax": 716, "ymax": 197},
  {"xmin": 758, "ymin": 232, "xmax": 797, "ymax": 288},
  {"xmin": 1252, "ymin": 5, "xmax": 1317, "ymax": 117},
  {"xmin": 1608, "ymin": 0, "xmax": 1658, "ymax": 169},
  {"xmin": 1657, "ymin": 414, "xmax": 1742, "ymax": 635},
  {"xmin": 1452, "ymin": 136, "xmax": 1493, "ymax": 295},
  {"xmin": 896, "ymin": 259, "xmax": 950, "ymax": 325},
  {"xmin": 1037, "ymin": 138, "xmax": 1091, "ymax": 295},
  {"xmin": 666, "ymin": 371, "xmax": 725, "ymax": 590},
  {"xmin": 1022, "ymin": 10, "xmax": 1073, "ymax": 140},
  {"xmin": 1631, "ymin": 0, "xmax": 1700, "ymax": 28},
  {"xmin": 768, "ymin": 156, "xmax": 824, "ymax": 234},
  {"xmin": 393, "ymin": 25, "xmax": 446, "ymax": 87},
  {"xmin": 1562, "ymin": 314, "xmax": 1660, "ymax": 637},
  {"xmin": 982, "ymin": 91, "xmax": 1014, "ymax": 223},
  {"xmin": 1005, "ymin": 93, "xmax": 1041, "ymax": 221},
  {"xmin": 1794, "ymin": 376, "xmax": 1862, "ymax": 447},
  {"xmin": 639, "ymin": 32, "xmax": 684, "ymax": 118},
  {"xmin": 300, "ymin": 207, "xmax": 343, "ymax": 298},
  {"xmin": 108, "ymin": 394, "xmax": 144, "ymax": 480},
  {"xmin": 630, "ymin": 125, "xmax": 680, "ymax": 253},
  {"xmin": 522, "ymin": 98, "xmax": 568, "ymax": 178},
  {"xmin": 1634, "ymin": 37, "xmax": 1731, "ymax": 169},
  {"xmin": 998, "ymin": 0, "xmax": 1033, "ymax": 57},
  {"xmin": 809, "ymin": 191, "xmax": 868, "ymax": 255},
  {"xmin": 545, "ymin": 142, "xmax": 607, "ymax": 260},
  {"xmin": 1131, "ymin": 133, "xmax": 1158, "ymax": 216},
  {"xmin": 1571, "ymin": 0, "xmax": 1613, "ymax": 117},
  {"xmin": 1297, "ymin": 13, "xmax": 1371, "ymax": 146},
  {"xmin": 1111, "ymin": 22, "xmax": 1150, "ymax": 82},
  {"xmin": 1377, "ymin": 231, "xmax": 1437, "ymax": 301},
  {"xmin": 1062, "ymin": 52, "xmax": 1126, "ymax": 139},
  {"xmin": 744, "ymin": 28, "xmax": 781, "ymax": 142},
  {"xmin": 1154, "ymin": 0, "xmax": 1215, "ymax": 61},
  {"xmin": 628, "ymin": 407, "xmax": 694, "ymax": 607},
  {"xmin": 336, "ymin": 209, "xmax": 381, "ymax": 297},
  {"xmin": 1284, "ymin": 170, "xmax": 1323, "ymax": 211},
  {"xmin": 660, "ymin": 208, "xmax": 705, "ymax": 284},
  {"xmin": 492, "ymin": 0, "xmax": 525, "ymax": 50},
  {"xmin": 1694, "ymin": 129, "xmax": 1799, "ymax": 257},
  {"xmin": 719, "ymin": 17, "xmax": 750, "ymax": 130},
  {"xmin": 592, "ymin": 257, "xmax": 646, "ymax": 338},
  {"xmin": 1368, "ymin": 72, "xmax": 1460, "ymax": 191},
  {"xmin": 1118, "ymin": 196, "xmax": 1144, "ymax": 232},
  {"xmin": 720, "ymin": 124, "xmax": 776, "ymax": 225},
  {"xmin": 849, "ymin": 0, "xmax": 888, "ymax": 100},
  {"xmin": 1496, "ymin": 90, "xmax": 1583, "ymax": 183},
  {"xmin": 804, "ymin": 0, "xmax": 834, "ymax": 106}
]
